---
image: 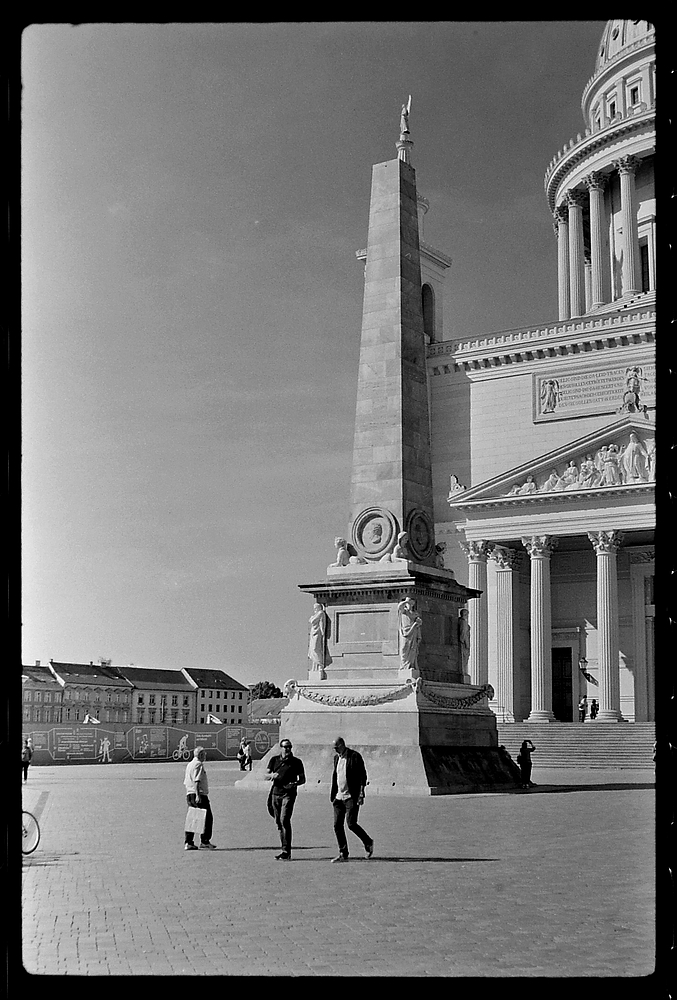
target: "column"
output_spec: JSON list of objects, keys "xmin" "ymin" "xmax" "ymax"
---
[
  {"xmin": 588, "ymin": 531, "xmax": 624, "ymax": 721},
  {"xmin": 460, "ymin": 540, "xmax": 494, "ymax": 686},
  {"xmin": 491, "ymin": 546, "xmax": 521, "ymax": 721},
  {"xmin": 613, "ymin": 155, "xmax": 641, "ymax": 297},
  {"xmin": 554, "ymin": 208, "xmax": 570, "ymax": 320},
  {"xmin": 567, "ymin": 190, "xmax": 586, "ymax": 317},
  {"xmin": 585, "ymin": 171, "xmax": 608, "ymax": 308},
  {"xmin": 584, "ymin": 252, "xmax": 592, "ymax": 312},
  {"xmin": 522, "ymin": 536, "xmax": 558, "ymax": 722}
]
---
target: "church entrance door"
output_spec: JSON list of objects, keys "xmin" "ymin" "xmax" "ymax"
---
[{"xmin": 552, "ymin": 647, "xmax": 573, "ymax": 721}]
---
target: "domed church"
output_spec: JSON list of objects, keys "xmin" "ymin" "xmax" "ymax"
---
[{"xmin": 429, "ymin": 20, "xmax": 655, "ymax": 724}]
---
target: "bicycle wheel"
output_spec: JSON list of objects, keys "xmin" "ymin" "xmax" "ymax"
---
[{"xmin": 22, "ymin": 811, "xmax": 40, "ymax": 855}]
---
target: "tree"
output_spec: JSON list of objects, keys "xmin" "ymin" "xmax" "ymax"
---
[{"xmin": 249, "ymin": 681, "xmax": 284, "ymax": 700}]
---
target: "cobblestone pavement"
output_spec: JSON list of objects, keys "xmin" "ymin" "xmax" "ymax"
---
[{"xmin": 20, "ymin": 761, "xmax": 655, "ymax": 977}]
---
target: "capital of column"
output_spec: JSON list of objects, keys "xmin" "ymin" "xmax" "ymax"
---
[
  {"xmin": 521, "ymin": 535, "xmax": 558, "ymax": 558},
  {"xmin": 566, "ymin": 190, "xmax": 586, "ymax": 210},
  {"xmin": 460, "ymin": 540, "xmax": 495, "ymax": 563},
  {"xmin": 588, "ymin": 530, "xmax": 624, "ymax": 554},
  {"xmin": 584, "ymin": 171, "xmax": 607, "ymax": 192},
  {"xmin": 613, "ymin": 155, "xmax": 640, "ymax": 176},
  {"xmin": 554, "ymin": 205, "xmax": 568, "ymax": 226},
  {"xmin": 491, "ymin": 546, "xmax": 522, "ymax": 570}
]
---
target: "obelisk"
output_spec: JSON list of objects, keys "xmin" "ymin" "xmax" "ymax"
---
[{"xmin": 236, "ymin": 104, "xmax": 516, "ymax": 795}]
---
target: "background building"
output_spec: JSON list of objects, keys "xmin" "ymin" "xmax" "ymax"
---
[
  {"xmin": 47, "ymin": 660, "xmax": 133, "ymax": 723},
  {"xmin": 181, "ymin": 667, "xmax": 249, "ymax": 724},
  {"xmin": 107, "ymin": 666, "xmax": 196, "ymax": 724},
  {"xmin": 22, "ymin": 661, "xmax": 64, "ymax": 723},
  {"xmin": 427, "ymin": 20, "xmax": 655, "ymax": 724}
]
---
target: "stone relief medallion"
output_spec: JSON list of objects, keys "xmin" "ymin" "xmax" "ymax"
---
[
  {"xmin": 405, "ymin": 509, "xmax": 435, "ymax": 562},
  {"xmin": 351, "ymin": 507, "xmax": 398, "ymax": 561}
]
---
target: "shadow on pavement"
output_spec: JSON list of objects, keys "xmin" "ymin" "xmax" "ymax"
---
[
  {"xmin": 512, "ymin": 782, "xmax": 654, "ymax": 794},
  {"xmin": 293, "ymin": 857, "xmax": 500, "ymax": 863}
]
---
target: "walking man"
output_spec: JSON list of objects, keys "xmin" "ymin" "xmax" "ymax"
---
[
  {"xmin": 578, "ymin": 695, "xmax": 588, "ymax": 723},
  {"xmin": 330, "ymin": 737, "xmax": 374, "ymax": 863},
  {"xmin": 265, "ymin": 739, "xmax": 305, "ymax": 860},
  {"xmin": 22, "ymin": 738, "xmax": 33, "ymax": 782},
  {"xmin": 184, "ymin": 746, "xmax": 216, "ymax": 850}
]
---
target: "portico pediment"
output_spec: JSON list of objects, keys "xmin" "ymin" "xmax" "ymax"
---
[{"xmin": 448, "ymin": 415, "xmax": 655, "ymax": 511}]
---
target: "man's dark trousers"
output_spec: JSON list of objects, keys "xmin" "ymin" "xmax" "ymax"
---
[
  {"xmin": 272, "ymin": 791, "xmax": 296, "ymax": 855},
  {"xmin": 185, "ymin": 793, "xmax": 213, "ymax": 846},
  {"xmin": 333, "ymin": 797, "xmax": 370, "ymax": 857}
]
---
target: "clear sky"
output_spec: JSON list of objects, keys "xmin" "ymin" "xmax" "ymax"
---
[{"xmin": 21, "ymin": 20, "xmax": 608, "ymax": 688}]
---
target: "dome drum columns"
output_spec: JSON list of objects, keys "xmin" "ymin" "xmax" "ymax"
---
[{"xmin": 554, "ymin": 157, "xmax": 642, "ymax": 319}]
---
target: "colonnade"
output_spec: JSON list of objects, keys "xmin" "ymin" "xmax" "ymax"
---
[
  {"xmin": 460, "ymin": 531, "xmax": 625, "ymax": 722},
  {"xmin": 554, "ymin": 156, "xmax": 641, "ymax": 319}
]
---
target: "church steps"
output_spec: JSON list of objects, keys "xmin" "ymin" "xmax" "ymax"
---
[{"xmin": 496, "ymin": 721, "xmax": 655, "ymax": 768}]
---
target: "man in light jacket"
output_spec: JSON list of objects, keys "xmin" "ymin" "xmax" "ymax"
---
[
  {"xmin": 330, "ymin": 737, "xmax": 374, "ymax": 863},
  {"xmin": 183, "ymin": 747, "xmax": 216, "ymax": 850}
]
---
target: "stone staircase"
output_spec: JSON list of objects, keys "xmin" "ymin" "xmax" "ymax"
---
[{"xmin": 496, "ymin": 722, "xmax": 655, "ymax": 769}]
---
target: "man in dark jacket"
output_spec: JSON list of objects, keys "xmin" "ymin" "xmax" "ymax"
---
[
  {"xmin": 330, "ymin": 737, "xmax": 374, "ymax": 863},
  {"xmin": 265, "ymin": 739, "xmax": 306, "ymax": 861}
]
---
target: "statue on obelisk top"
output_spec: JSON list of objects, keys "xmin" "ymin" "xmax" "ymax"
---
[
  {"xmin": 397, "ymin": 95, "xmax": 413, "ymax": 163},
  {"xmin": 400, "ymin": 95, "xmax": 411, "ymax": 135}
]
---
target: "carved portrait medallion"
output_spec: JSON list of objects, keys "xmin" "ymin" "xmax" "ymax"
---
[
  {"xmin": 405, "ymin": 509, "xmax": 435, "ymax": 562},
  {"xmin": 351, "ymin": 507, "xmax": 399, "ymax": 560}
]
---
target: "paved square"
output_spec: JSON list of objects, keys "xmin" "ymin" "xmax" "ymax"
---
[{"xmin": 21, "ymin": 760, "xmax": 655, "ymax": 977}]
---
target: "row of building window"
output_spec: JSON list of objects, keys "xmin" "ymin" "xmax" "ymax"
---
[
  {"xmin": 591, "ymin": 71, "xmax": 654, "ymax": 130},
  {"xmin": 136, "ymin": 694, "xmax": 190, "ymax": 706},
  {"xmin": 23, "ymin": 707, "xmax": 129, "ymax": 723},
  {"xmin": 199, "ymin": 717, "xmax": 242, "ymax": 724},
  {"xmin": 201, "ymin": 690, "xmax": 243, "ymax": 700},
  {"xmin": 205, "ymin": 703, "xmax": 242, "ymax": 714},
  {"xmin": 23, "ymin": 689, "xmax": 129, "ymax": 703}
]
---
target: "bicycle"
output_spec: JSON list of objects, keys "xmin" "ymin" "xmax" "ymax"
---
[
  {"xmin": 172, "ymin": 748, "xmax": 191, "ymax": 761},
  {"xmin": 22, "ymin": 810, "xmax": 40, "ymax": 855}
]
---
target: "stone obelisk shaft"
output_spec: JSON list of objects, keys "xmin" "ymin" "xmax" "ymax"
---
[{"xmin": 348, "ymin": 157, "xmax": 433, "ymax": 555}]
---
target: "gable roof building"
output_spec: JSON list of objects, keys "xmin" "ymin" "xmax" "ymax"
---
[{"xmin": 181, "ymin": 668, "xmax": 249, "ymax": 725}]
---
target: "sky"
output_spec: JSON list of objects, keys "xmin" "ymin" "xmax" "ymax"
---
[{"xmin": 21, "ymin": 20, "xmax": 609, "ymax": 689}]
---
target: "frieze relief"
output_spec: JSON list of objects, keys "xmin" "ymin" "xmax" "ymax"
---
[
  {"xmin": 503, "ymin": 430, "xmax": 654, "ymax": 498},
  {"xmin": 534, "ymin": 362, "xmax": 655, "ymax": 422}
]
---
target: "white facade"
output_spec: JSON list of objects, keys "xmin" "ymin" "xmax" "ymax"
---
[{"xmin": 429, "ymin": 20, "xmax": 655, "ymax": 723}]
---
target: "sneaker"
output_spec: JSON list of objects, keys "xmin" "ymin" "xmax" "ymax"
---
[
  {"xmin": 184, "ymin": 843, "xmax": 199, "ymax": 851},
  {"xmin": 199, "ymin": 842, "xmax": 217, "ymax": 850},
  {"xmin": 275, "ymin": 852, "xmax": 291, "ymax": 861},
  {"xmin": 365, "ymin": 840, "xmax": 374, "ymax": 859},
  {"xmin": 331, "ymin": 854, "xmax": 349, "ymax": 863}
]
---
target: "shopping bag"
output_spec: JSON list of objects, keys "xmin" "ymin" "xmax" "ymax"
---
[{"xmin": 185, "ymin": 806, "xmax": 207, "ymax": 835}]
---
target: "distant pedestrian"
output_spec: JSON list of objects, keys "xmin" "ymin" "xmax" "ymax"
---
[
  {"xmin": 238, "ymin": 737, "xmax": 252, "ymax": 771},
  {"xmin": 265, "ymin": 739, "xmax": 305, "ymax": 860},
  {"xmin": 590, "ymin": 699, "xmax": 599, "ymax": 720},
  {"xmin": 517, "ymin": 740, "xmax": 536, "ymax": 789},
  {"xmin": 578, "ymin": 696, "xmax": 588, "ymax": 723},
  {"xmin": 22, "ymin": 739, "xmax": 33, "ymax": 782},
  {"xmin": 330, "ymin": 737, "xmax": 374, "ymax": 862},
  {"xmin": 183, "ymin": 747, "xmax": 216, "ymax": 850}
]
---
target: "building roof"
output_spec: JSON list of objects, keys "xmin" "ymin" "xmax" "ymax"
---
[
  {"xmin": 22, "ymin": 664, "xmax": 63, "ymax": 687},
  {"xmin": 595, "ymin": 19, "xmax": 654, "ymax": 75},
  {"xmin": 48, "ymin": 661, "xmax": 133, "ymax": 687},
  {"xmin": 249, "ymin": 697, "xmax": 288, "ymax": 721},
  {"xmin": 107, "ymin": 666, "xmax": 194, "ymax": 691},
  {"xmin": 181, "ymin": 668, "xmax": 249, "ymax": 692}
]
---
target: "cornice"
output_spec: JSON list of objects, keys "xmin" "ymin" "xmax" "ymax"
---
[
  {"xmin": 355, "ymin": 240, "xmax": 452, "ymax": 270},
  {"xmin": 544, "ymin": 108, "xmax": 655, "ymax": 213},
  {"xmin": 448, "ymin": 483, "xmax": 654, "ymax": 513},
  {"xmin": 427, "ymin": 301, "xmax": 655, "ymax": 373}
]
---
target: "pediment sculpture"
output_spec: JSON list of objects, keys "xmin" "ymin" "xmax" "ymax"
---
[{"xmin": 502, "ymin": 432, "xmax": 654, "ymax": 497}]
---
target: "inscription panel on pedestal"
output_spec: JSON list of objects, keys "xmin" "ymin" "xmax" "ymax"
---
[
  {"xmin": 336, "ymin": 611, "xmax": 391, "ymax": 644},
  {"xmin": 533, "ymin": 359, "xmax": 655, "ymax": 422}
]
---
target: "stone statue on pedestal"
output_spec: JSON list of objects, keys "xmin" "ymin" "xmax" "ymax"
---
[
  {"xmin": 458, "ymin": 608, "xmax": 471, "ymax": 675},
  {"xmin": 308, "ymin": 603, "xmax": 332, "ymax": 679},
  {"xmin": 398, "ymin": 597, "xmax": 422, "ymax": 675},
  {"xmin": 400, "ymin": 95, "xmax": 411, "ymax": 135}
]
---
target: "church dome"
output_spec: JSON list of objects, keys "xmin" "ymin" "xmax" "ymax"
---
[{"xmin": 595, "ymin": 20, "xmax": 654, "ymax": 73}]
